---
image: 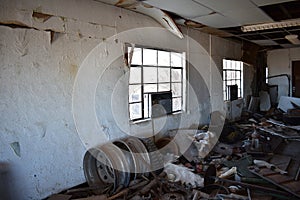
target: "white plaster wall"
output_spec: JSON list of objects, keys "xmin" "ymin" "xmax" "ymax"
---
[
  {"xmin": 267, "ymin": 47, "xmax": 300, "ymax": 101},
  {"xmin": 0, "ymin": 0, "xmax": 244, "ymax": 199}
]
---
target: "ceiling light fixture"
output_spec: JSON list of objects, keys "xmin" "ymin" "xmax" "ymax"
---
[
  {"xmin": 285, "ymin": 34, "xmax": 300, "ymax": 45},
  {"xmin": 241, "ymin": 18, "xmax": 300, "ymax": 32}
]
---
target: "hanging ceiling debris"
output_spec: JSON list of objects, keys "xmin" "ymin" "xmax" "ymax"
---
[{"xmin": 95, "ymin": 0, "xmax": 300, "ymax": 50}]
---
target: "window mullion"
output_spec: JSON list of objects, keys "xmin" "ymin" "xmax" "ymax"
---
[{"xmin": 141, "ymin": 48, "xmax": 145, "ymax": 119}]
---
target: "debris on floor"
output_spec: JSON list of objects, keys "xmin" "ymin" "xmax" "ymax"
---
[{"xmin": 47, "ymin": 105, "xmax": 300, "ymax": 199}]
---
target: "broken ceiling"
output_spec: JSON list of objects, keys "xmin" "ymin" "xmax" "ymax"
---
[{"xmin": 96, "ymin": 0, "xmax": 300, "ymax": 49}]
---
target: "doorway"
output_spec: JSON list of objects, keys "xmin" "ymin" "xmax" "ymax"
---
[{"xmin": 292, "ymin": 61, "xmax": 300, "ymax": 97}]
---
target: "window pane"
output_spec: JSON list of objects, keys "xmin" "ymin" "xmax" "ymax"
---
[
  {"xmin": 158, "ymin": 50, "xmax": 170, "ymax": 66},
  {"xmin": 129, "ymin": 67, "xmax": 141, "ymax": 84},
  {"xmin": 172, "ymin": 69, "xmax": 182, "ymax": 82},
  {"xmin": 172, "ymin": 97, "xmax": 182, "ymax": 111},
  {"xmin": 158, "ymin": 83, "xmax": 170, "ymax": 92},
  {"xmin": 144, "ymin": 67, "xmax": 157, "ymax": 83},
  {"xmin": 130, "ymin": 47, "xmax": 142, "ymax": 65},
  {"xmin": 144, "ymin": 84, "xmax": 157, "ymax": 93},
  {"xmin": 171, "ymin": 52, "xmax": 182, "ymax": 67},
  {"xmin": 236, "ymin": 71, "xmax": 241, "ymax": 80},
  {"xmin": 172, "ymin": 83, "xmax": 181, "ymax": 97},
  {"xmin": 223, "ymin": 60, "xmax": 228, "ymax": 69},
  {"xmin": 158, "ymin": 68, "xmax": 170, "ymax": 82},
  {"xmin": 129, "ymin": 85, "xmax": 142, "ymax": 102},
  {"xmin": 236, "ymin": 81, "xmax": 241, "ymax": 89},
  {"xmin": 229, "ymin": 71, "xmax": 233, "ymax": 80},
  {"xmin": 130, "ymin": 103, "xmax": 142, "ymax": 119},
  {"xmin": 143, "ymin": 49, "xmax": 157, "ymax": 66}
]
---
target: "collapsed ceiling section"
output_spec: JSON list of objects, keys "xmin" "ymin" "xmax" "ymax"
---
[{"xmin": 95, "ymin": 0, "xmax": 300, "ymax": 49}]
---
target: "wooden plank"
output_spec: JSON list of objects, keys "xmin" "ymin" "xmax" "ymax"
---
[
  {"xmin": 267, "ymin": 174, "xmax": 295, "ymax": 184},
  {"xmin": 259, "ymin": 167, "xmax": 278, "ymax": 176},
  {"xmin": 282, "ymin": 181, "xmax": 300, "ymax": 192},
  {"xmin": 269, "ymin": 154, "xmax": 291, "ymax": 171}
]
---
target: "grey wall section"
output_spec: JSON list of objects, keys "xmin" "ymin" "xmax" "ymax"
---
[
  {"xmin": 0, "ymin": 0, "xmax": 243, "ymax": 199},
  {"xmin": 267, "ymin": 47, "xmax": 300, "ymax": 101}
]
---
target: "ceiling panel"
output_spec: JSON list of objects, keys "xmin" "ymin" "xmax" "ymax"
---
[
  {"xmin": 193, "ymin": 0, "xmax": 273, "ymax": 27},
  {"xmin": 250, "ymin": 0, "xmax": 296, "ymax": 6},
  {"xmin": 193, "ymin": 13, "xmax": 240, "ymax": 28},
  {"xmin": 144, "ymin": 0, "xmax": 213, "ymax": 19}
]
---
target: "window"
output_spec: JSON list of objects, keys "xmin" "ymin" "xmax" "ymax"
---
[
  {"xmin": 223, "ymin": 59, "xmax": 243, "ymax": 101},
  {"xmin": 128, "ymin": 46, "xmax": 186, "ymax": 121}
]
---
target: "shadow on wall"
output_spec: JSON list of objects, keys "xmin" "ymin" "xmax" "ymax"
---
[
  {"xmin": 0, "ymin": 162, "xmax": 13, "ymax": 200},
  {"xmin": 189, "ymin": 64, "xmax": 211, "ymax": 125}
]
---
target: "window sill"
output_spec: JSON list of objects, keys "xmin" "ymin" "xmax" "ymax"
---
[
  {"xmin": 130, "ymin": 118, "xmax": 151, "ymax": 124},
  {"xmin": 130, "ymin": 112, "xmax": 183, "ymax": 124}
]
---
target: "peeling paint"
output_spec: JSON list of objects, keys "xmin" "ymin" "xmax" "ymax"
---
[
  {"xmin": 32, "ymin": 11, "xmax": 53, "ymax": 23},
  {"xmin": 10, "ymin": 142, "xmax": 21, "ymax": 157},
  {"xmin": 0, "ymin": 21, "xmax": 33, "ymax": 29},
  {"xmin": 50, "ymin": 31, "xmax": 64, "ymax": 43}
]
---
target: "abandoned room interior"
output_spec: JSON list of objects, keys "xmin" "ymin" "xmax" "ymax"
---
[{"xmin": 1, "ymin": 0, "xmax": 300, "ymax": 199}]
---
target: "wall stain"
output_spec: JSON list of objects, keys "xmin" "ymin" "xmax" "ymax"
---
[
  {"xmin": 69, "ymin": 64, "xmax": 78, "ymax": 77},
  {"xmin": 10, "ymin": 142, "xmax": 21, "ymax": 157}
]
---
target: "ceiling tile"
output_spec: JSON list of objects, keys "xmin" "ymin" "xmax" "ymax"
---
[
  {"xmin": 144, "ymin": 0, "xmax": 213, "ymax": 19},
  {"xmin": 251, "ymin": 39, "xmax": 279, "ymax": 45},
  {"xmin": 250, "ymin": 0, "xmax": 296, "ymax": 6},
  {"xmin": 193, "ymin": 13, "xmax": 240, "ymax": 28},
  {"xmin": 193, "ymin": 0, "xmax": 273, "ymax": 26}
]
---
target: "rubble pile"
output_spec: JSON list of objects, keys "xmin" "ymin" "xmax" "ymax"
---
[{"xmin": 48, "ymin": 101, "xmax": 300, "ymax": 200}]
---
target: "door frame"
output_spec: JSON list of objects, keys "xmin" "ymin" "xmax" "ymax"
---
[{"xmin": 291, "ymin": 60, "xmax": 300, "ymax": 98}]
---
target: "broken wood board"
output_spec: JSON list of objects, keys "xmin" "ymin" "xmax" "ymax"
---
[{"xmin": 250, "ymin": 166, "xmax": 300, "ymax": 198}]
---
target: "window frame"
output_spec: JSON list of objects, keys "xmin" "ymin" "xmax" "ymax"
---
[
  {"xmin": 222, "ymin": 59, "xmax": 243, "ymax": 101},
  {"xmin": 127, "ymin": 44, "xmax": 186, "ymax": 121}
]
